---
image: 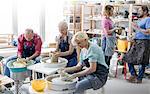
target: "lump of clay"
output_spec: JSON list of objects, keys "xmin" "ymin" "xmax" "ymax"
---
[
  {"xmin": 51, "ymin": 54, "xmax": 58, "ymax": 63},
  {"xmin": 13, "ymin": 58, "xmax": 27, "ymax": 68}
]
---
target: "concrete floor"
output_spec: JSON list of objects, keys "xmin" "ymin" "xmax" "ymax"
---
[
  {"xmin": 86, "ymin": 77, "xmax": 150, "ymax": 94},
  {"xmin": 2, "ymin": 76, "xmax": 149, "ymax": 94}
]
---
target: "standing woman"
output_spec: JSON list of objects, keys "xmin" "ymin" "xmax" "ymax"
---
[
  {"xmin": 52, "ymin": 21, "xmax": 78, "ymax": 67},
  {"xmin": 123, "ymin": 5, "xmax": 150, "ymax": 83},
  {"xmin": 101, "ymin": 5, "xmax": 119, "ymax": 67}
]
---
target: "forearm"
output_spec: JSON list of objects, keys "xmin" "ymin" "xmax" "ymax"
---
[
  {"xmin": 131, "ymin": 22, "xmax": 149, "ymax": 34},
  {"xmin": 59, "ymin": 51, "xmax": 72, "ymax": 56},
  {"xmin": 58, "ymin": 45, "xmax": 74, "ymax": 57},
  {"xmin": 109, "ymin": 28, "xmax": 116, "ymax": 32},
  {"xmin": 75, "ymin": 67, "xmax": 95, "ymax": 77},
  {"xmin": 65, "ymin": 65, "xmax": 82, "ymax": 73},
  {"xmin": 17, "ymin": 51, "xmax": 22, "ymax": 58},
  {"xmin": 133, "ymin": 26, "xmax": 150, "ymax": 34},
  {"xmin": 28, "ymin": 51, "xmax": 39, "ymax": 60},
  {"xmin": 17, "ymin": 54, "xmax": 22, "ymax": 58},
  {"xmin": 105, "ymin": 28, "xmax": 115, "ymax": 35}
]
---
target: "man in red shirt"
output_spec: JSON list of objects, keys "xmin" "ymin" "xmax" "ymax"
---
[
  {"xmin": 17, "ymin": 28, "xmax": 42, "ymax": 60},
  {"xmin": 3, "ymin": 28, "xmax": 42, "ymax": 77}
]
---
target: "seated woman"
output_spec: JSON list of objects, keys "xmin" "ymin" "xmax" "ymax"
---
[
  {"xmin": 61, "ymin": 32, "xmax": 108, "ymax": 94},
  {"xmin": 52, "ymin": 21, "xmax": 77, "ymax": 67}
]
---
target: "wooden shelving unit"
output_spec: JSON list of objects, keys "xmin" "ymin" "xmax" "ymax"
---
[
  {"xmin": 63, "ymin": 1, "xmax": 82, "ymax": 34},
  {"xmin": 63, "ymin": 2, "xmax": 150, "ymax": 39},
  {"xmin": 80, "ymin": 3, "xmax": 102, "ymax": 35}
]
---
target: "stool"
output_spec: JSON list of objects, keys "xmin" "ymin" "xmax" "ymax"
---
[
  {"xmin": 85, "ymin": 87, "xmax": 105, "ymax": 94},
  {"xmin": 114, "ymin": 51, "xmax": 127, "ymax": 79}
]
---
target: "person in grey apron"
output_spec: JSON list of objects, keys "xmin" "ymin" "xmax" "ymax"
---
[
  {"xmin": 101, "ymin": 5, "xmax": 120, "ymax": 67},
  {"xmin": 60, "ymin": 32, "xmax": 108, "ymax": 94},
  {"xmin": 123, "ymin": 5, "xmax": 150, "ymax": 83}
]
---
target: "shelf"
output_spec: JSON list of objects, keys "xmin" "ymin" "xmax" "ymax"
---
[
  {"xmin": 68, "ymin": 29, "xmax": 80, "ymax": 31},
  {"xmin": 113, "ymin": 19, "xmax": 129, "ymax": 22},
  {"xmin": 85, "ymin": 29, "xmax": 101, "ymax": 35},
  {"xmin": 84, "ymin": 16, "xmax": 102, "ymax": 21},
  {"xmin": 111, "ymin": 4, "xmax": 131, "ymax": 7}
]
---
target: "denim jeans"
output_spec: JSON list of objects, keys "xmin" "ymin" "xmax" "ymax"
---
[
  {"xmin": 74, "ymin": 64, "xmax": 108, "ymax": 94},
  {"xmin": 128, "ymin": 63, "xmax": 146, "ymax": 80},
  {"xmin": 3, "ymin": 54, "xmax": 41, "ymax": 77},
  {"xmin": 74, "ymin": 77, "xmax": 92, "ymax": 94}
]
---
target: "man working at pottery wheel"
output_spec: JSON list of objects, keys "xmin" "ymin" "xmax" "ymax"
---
[
  {"xmin": 60, "ymin": 32, "xmax": 108, "ymax": 94},
  {"xmin": 3, "ymin": 28, "xmax": 42, "ymax": 78}
]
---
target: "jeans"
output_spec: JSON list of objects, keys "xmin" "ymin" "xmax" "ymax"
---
[
  {"xmin": 74, "ymin": 65, "xmax": 108, "ymax": 94},
  {"xmin": 74, "ymin": 77, "xmax": 92, "ymax": 94},
  {"xmin": 128, "ymin": 63, "xmax": 146, "ymax": 80},
  {"xmin": 3, "ymin": 55, "xmax": 41, "ymax": 77}
]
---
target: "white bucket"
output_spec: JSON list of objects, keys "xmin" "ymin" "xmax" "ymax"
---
[{"xmin": 110, "ymin": 65, "xmax": 124, "ymax": 77}]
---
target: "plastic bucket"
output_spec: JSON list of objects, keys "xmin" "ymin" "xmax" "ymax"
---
[{"xmin": 117, "ymin": 39, "xmax": 128, "ymax": 52}]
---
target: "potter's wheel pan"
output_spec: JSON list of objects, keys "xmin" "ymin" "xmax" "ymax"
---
[
  {"xmin": 41, "ymin": 57, "xmax": 68, "ymax": 68},
  {"xmin": 51, "ymin": 77, "xmax": 78, "ymax": 91}
]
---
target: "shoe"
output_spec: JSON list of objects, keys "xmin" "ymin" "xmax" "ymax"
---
[
  {"xmin": 127, "ymin": 76, "xmax": 137, "ymax": 81},
  {"xmin": 127, "ymin": 76, "xmax": 142, "ymax": 84},
  {"xmin": 135, "ymin": 79, "xmax": 142, "ymax": 84},
  {"xmin": 127, "ymin": 75, "xmax": 137, "ymax": 82}
]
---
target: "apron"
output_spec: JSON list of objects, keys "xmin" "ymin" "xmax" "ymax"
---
[
  {"xmin": 82, "ymin": 59, "xmax": 108, "ymax": 90},
  {"xmin": 59, "ymin": 36, "xmax": 77, "ymax": 67},
  {"xmin": 123, "ymin": 39, "xmax": 150, "ymax": 65},
  {"xmin": 22, "ymin": 38, "xmax": 35, "ymax": 59}
]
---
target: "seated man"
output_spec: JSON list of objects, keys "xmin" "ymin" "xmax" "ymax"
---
[{"xmin": 3, "ymin": 28, "xmax": 42, "ymax": 77}]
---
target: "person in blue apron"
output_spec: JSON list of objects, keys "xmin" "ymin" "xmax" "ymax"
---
[
  {"xmin": 58, "ymin": 35, "xmax": 77, "ymax": 67},
  {"xmin": 52, "ymin": 21, "xmax": 77, "ymax": 67},
  {"xmin": 3, "ymin": 28, "xmax": 42, "ymax": 77},
  {"xmin": 60, "ymin": 32, "xmax": 108, "ymax": 94}
]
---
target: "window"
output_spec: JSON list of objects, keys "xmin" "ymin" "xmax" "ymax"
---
[
  {"xmin": 0, "ymin": 0, "xmax": 70, "ymax": 46},
  {"xmin": 17, "ymin": 0, "xmax": 41, "ymax": 35},
  {"xmin": 0, "ymin": 0, "xmax": 13, "ymax": 34},
  {"xmin": 45, "ymin": 0, "xmax": 65, "ymax": 43}
]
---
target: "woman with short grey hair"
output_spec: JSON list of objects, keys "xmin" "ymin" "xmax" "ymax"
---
[{"xmin": 52, "ymin": 21, "xmax": 78, "ymax": 67}]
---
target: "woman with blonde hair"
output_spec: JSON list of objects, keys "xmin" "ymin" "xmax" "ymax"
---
[
  {"xmin": 101, "ymin": 5, "xmax": 120, "ymax": 67},
  {"xmin": 60, "ymin": 32, "xmax": 108, "ymax": 94}
]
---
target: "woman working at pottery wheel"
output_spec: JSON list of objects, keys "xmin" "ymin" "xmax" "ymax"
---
[
  {"xmin": 60, "ymin": 32, "xmax": 108, "ymax": 94},
  {"xmin": 51, "ymin": 21, "xmax": 77, "ymax": 67}
]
